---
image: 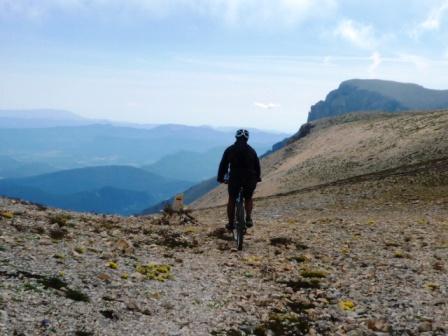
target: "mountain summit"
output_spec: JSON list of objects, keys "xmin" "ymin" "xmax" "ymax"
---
[{"xmin": 308, "ymin": 79, "xmax": 448, "ymax": 121}]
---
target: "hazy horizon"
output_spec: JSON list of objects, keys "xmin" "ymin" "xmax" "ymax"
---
[{"xmin": 1, "ymin": 1, "xmax": 448, "ymax": 132}]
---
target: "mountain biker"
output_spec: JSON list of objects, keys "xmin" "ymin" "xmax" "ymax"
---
[{"xmin": 217, "ymin": 129, "xmax": 261, "ymax": 231}]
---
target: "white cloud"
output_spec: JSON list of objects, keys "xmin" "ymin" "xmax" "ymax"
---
[
  {"xmin": 412, "ymin": 0, "xmax": 448, "ymax": 37},
  {"xmin": 368, "ymin": 51, "xmax": 382, "ymax": 75},
  {"xmin": 0, "ymin": 0, "xmax": 84, "ymax": 19},
  {"xmin": 421, "ymin": 0, "xmax": 448, "ymax": 30},
  {"xmin": 254, "ymin": 102, "xmax": 280, "ymax": 109},
  {"xmin": 0, "ymin": 0, "xmax": 338, "ymax": 27},
  {"xmin": 397, "ymin": 53, "xmax": 430, "ymax": 72},
  {"xmin": 334, "ymin": 19, "xmax": 377, "ymax": 50}
]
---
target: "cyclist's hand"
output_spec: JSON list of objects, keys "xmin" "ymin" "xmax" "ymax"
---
[{"xmin": 257, "ymin": 177, "xmax": 262, "ymax": 182}]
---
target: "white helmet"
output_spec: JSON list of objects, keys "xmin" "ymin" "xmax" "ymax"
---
[{"xmin": 235, "ymin": 129, "xmax": 249, "ymax": 139}]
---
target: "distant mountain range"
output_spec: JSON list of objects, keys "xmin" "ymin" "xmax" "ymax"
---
[
  {"xmin": 0, "ymin": 111, "xmax": 287, "ymax": 170},
  {"xmin": 0, "ymin": 109, "xmax": 162, "ymax": 129},
  {"xmin": 0, "ymin": 155, "xmax": 56, "ymax": 179},
  {"xmin": 308, "ymin": 79, "xmax": 448, "ymax": 121},
  {"xmin": 141, "ymin": 147, "xmax": 224, "ymax": 182},
  {"xmin": 0, "ymin": 109, "xmax": 105, "ymax": 128},
  {"xmin": 0, "ymin": 166, "xmax": 192, "ymax": 215}
]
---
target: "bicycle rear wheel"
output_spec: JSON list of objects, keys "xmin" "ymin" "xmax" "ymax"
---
[
  {"xmin": 235, "ymin": 197, "xmax": 245, "ymax": 250},
  {"xmin": 236, "ymin": 228, "xmax": 243, "ymax": 250}
]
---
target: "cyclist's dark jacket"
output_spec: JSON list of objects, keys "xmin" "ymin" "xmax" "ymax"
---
[{"xmin": 217, "ymin": 139, "xmax": 261, "ymax": 183}]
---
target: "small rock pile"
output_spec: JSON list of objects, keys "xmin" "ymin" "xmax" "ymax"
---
[{"xmin": 150, "ymin": 207, "xmax": 199, "ymax": 226}]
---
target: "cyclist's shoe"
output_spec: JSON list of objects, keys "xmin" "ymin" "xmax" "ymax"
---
[
  {"xmin": 246, "ymin": 217, "xmax": 253, "ymax": 228},
  {"xmin": 225, "ymin": 223, "xmax": 235, "ymax": 231}
]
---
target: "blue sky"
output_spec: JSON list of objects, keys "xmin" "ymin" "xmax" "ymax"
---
[{"xmin": 1, "ymin": 0, "xmax": 448, "ymax": 132}]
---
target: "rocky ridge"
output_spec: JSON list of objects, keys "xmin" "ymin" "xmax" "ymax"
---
[{"xmin": 307, "ymin": 79, "xmax": 448, "ymax": 121}]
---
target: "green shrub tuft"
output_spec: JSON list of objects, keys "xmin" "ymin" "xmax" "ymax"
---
[{"xmin": 136, "ymin": 263, "xmax": 172, "ymax": 282}]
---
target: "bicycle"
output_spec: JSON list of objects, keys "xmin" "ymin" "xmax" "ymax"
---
[{"xmin": 233, "ymin": 187, "xmax": 246, "ymax": 251}]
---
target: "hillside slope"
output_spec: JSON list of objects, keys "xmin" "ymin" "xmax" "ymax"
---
[
  {"xmin": 0, "ymin": 156, "xmax": 55, "ymax": 179},
  {"xmin": 0, "ymin": 166, "xmax": 192, "ymax": 215},
  {"xmin": 193, "ymin": 110, "xmax": 448, "ymax": 208},
  {"xmin": 308, "ymin": 79, "xmax": 448, "ymax": 121},
  {"xmin": 141, "ymin": 147, "xmax": 224, "ymax": 183},
  {"xmin": 141, "ymin": 177, "xmax": 219, "ymax": 215}
]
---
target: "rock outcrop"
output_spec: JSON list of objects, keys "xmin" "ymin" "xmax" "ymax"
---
[{"xmin": 308, "ymin": 79, "xmax": 448, "ymax": 121}]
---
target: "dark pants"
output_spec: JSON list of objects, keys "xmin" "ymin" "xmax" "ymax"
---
[
  {"xmin": 228, "ymin": 178, "xmax": 257, "ymax": 199},
  {"xmin": 227, "ymin": 178, "xmax": 257, "ymax": 224}
]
